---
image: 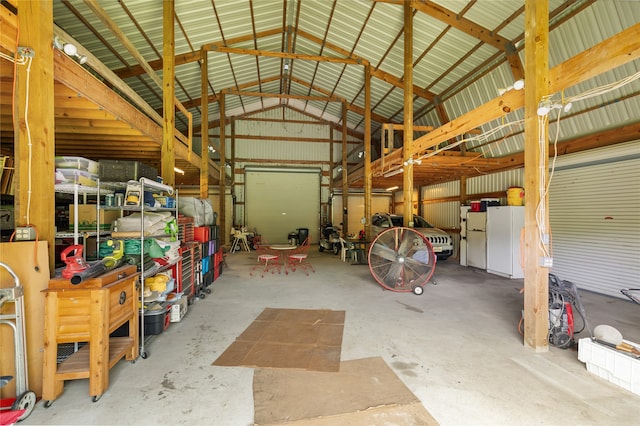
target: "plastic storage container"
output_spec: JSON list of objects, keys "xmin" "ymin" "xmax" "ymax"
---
[
  {"xmin": 578, "ymin": 337, "xmax": 640, "ymax": 396},
  {"xmin": 55, "ymin": 156, "xmax": 99, "ymax": 174}
]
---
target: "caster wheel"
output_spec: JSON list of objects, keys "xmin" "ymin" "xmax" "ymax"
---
[
  {"xmin": 13, "ymin": 391, "xmax": 37, "ymax": 420},
  {"xmin": 44, "ymin": 400, "xmax": 54, "ymax": 408},
  {"xmin": 141, "ymin": 351, "xmax": 149, "ymax": 359},
  {"xmin": 205, "ymin": 288, "xmax": 212, "ymax": 294},
  {"xmin": 412, "ymin": 285, "xmax": 424, "ymax": 295},
  {"xmin": 199, "ymin": 292, "xmax": 206, "ymax": 299},
  {"xmin": 92, "ymin": 395, "xmax": 102, "ymax": 403}
]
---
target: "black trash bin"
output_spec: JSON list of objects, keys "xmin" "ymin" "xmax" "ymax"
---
[{"xmin": 297, "ymin": 228, "xmax": 309, "ymax": 245}]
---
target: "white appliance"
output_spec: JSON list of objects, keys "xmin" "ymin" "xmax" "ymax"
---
[
  {"xmin": 459, "ymin": 205, "xmax": 471, "ymax": 266},
  {"xmin": 466, "ymin": 211, "xmax": 486, "ymax": 270},
  {"xmin": 486, "ymin": 206, "xmax": 524, "ymax": 279}
]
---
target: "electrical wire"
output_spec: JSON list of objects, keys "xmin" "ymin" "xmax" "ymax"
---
[{"xmin": 565, "ymin": 70, "xmax": 640, "ymax": 104}]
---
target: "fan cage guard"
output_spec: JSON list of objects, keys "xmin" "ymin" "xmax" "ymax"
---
[{"xmin": 368, "ymin": 227, "xmax": 437, "ymax": 292}]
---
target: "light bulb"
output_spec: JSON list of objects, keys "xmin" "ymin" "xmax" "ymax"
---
[
  {"xmin": 77, "ymin": 54, "xmax": 88, "ymax": 65},
  {"xmin": 513, "ymin": 79, "xmax": 525, "ymax": 90},
  {"xmin": 63, "ymin": 43, "xmax": 77, "ymax": 56},
  {"xmin": 537, "ymin": 105, "xmax": 551, "ymax": 116},
  {"xmin": 563, "ymin": 102, "xmax": 572, "ymax": 112}
]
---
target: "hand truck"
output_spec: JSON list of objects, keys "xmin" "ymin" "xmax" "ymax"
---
[{"xmin": 0, "ymin": 262, "xmax": 36, "ymax": 424}]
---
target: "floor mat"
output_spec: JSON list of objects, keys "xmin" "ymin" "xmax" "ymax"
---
[
  {"xmin": 253, "ymin": 356, "xmax": 439, "ymax": 425},
  {"xmin": 212, "ymin": 307, "xmax": 345, "ymax": 372}
]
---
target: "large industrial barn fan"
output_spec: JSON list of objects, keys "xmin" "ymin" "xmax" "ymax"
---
[{"xmin": 368, "ymin": 227, "xmax": 437, "ymax": 295}]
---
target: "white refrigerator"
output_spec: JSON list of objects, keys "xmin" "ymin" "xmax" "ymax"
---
[
  {"xmin": 466, "ymin": 212, "xmax": 486, "ymax": 270},
  {"xmin": 486, "ymin": 206, "xmax": 524, "ymax": 279}
]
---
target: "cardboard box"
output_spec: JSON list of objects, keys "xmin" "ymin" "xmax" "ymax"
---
[
  {"xmin": 578, "ymin": 337, "xmax": 640, "ymax": 396},
  {"xmin": 68, "ymin": 204, "xmax": 120, "ymax": 230},
  {"xmin": 170, "ymin": 297, "xmax": 188, "ymax": 322}
]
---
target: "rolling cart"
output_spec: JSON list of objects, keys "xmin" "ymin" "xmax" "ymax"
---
[{"xmin": 0, "ymin": 262, "xmax": 36, "ymax": 424}]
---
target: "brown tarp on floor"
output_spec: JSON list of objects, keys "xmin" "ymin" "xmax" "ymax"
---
[
  {"xmin": 213, "ymin": 308, "xmax": 345, "ymax": 372},
  {"xmin": 253, "ymin": 357, "xmax": 439, "ymax": 425}
]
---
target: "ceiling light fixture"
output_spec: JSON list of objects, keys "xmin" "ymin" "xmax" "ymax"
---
[
  {"xmin": 54, "ymin": 36, "xmax": 87, "ymax": 64},
  {"xmin": 284, "ymin": 60, "xmax": 290, "ymax": 71},
  {"xmin": 357, "ymin": 151, "xmax": 364, "ymax": 159},
  {"xmin": 498, "ymin": 79, "xmax": 525, "ymax": 96},
  {"xmin": 174, "ymin": 167, "xmax": 185, "ymax": 175},
  {"xmin": 385, "ymin": 185, "xmax": 399, "ymax": 191},
  {"xmin": 537, "ymin": 99, "xmax": 573, "ymax": 116},
  {"xmin": 403, "ymin": 156, "xmax": 422, "ymax": 166}
]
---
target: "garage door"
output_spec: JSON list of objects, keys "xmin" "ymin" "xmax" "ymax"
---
[
  {"xmin": 245, "ymin": 168, "xmax": 320, "ymax": 244},
  {"xmin": 549, "ymin": 154, "xmax": 640, "ymax": 298}
]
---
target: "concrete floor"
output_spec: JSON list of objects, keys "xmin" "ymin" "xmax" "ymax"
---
[{"xmin": 22, "ymin": 249, "xmax": 640, "ymax": 425}]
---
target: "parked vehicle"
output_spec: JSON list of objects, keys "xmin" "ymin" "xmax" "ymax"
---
[
  {"xmin": 370, "ymin": 213, "xmax": 453, "ymax": 260},
  {"xmin": 318, "ymin": 223, "xmax": 341, "ymax": 254}
]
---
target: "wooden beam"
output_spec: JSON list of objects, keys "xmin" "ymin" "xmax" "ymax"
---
[
  {"xmin": 374, "ymin": 20, "xmax": 640, "ymax": 172},
  {"xmin": 364, "ymin": 65, "xmax": 372, "ymax": 240},
  {"xmin": 53, "ymin": 26, "xmax": 163, "ymax": 126},
  {"xmin": 374, "ymin": 0, "xmax": 509, "ymax": 51},
  {"xmin": 523, "ymin": 0, "xmax": 550, "ymax": 352},
  {"xmin": 341, "ymin": 102, "xmax": 349, "ymax": 235},
  {"xmin": 53, "ymin": 51, "xmax": 215, "ymax": 179},
  {"xmin": 82, "ymin": 0, "xmax": 162, "ymax": 89},
  {"xmin": 200, "ymin": 49, "xmax": 209, "ymax": 198},
  {"xmin": 222, "ymin": 89, "xmax": 338, "ymax": 102},
  {"xmin": 15, "ymin": 0, "xmax": 56, "ymax": 271},
  {"xmin": 209, "ymin": 45, "xmax": 368, "ymax": 66},
  {"xmin": 162, "ymin": 0, "xmax": 176, "ymax": 187},
  {"xmin": 403, "ymin": 1, "xmax": 414, "ymax": 226},
  {"xmin": 219, "ymin": 93, "xmax": 226, "ymax": 246}
]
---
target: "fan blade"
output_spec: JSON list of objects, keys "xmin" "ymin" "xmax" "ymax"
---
[
  {"xmin": 397, "ymin": 230, "xmax": 414, "ymax": 256},
  {"xmin": 370, "ymin": 242, "xmax": 397, "ymax": 262}
]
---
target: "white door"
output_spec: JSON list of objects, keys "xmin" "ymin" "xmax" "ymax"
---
[
  {"xmin": 549, "ymin": 153, "xmax": 640, "ymax": 298},
  {"xmin": 245, "ymin": 168, "xmax": 320, "ymax": 244}
]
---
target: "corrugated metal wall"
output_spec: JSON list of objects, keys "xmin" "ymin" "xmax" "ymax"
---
[
  {"xmin": 548, "ymin": 141, "xmax": 640, "ymax": 298},
  {"xmin": 213, "ymin": 107, "xmax": 362, "ymax": 232}
]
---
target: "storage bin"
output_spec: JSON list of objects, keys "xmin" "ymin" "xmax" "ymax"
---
[
  {"xmin": 99, "ymin": 159, "xmax": 158, "ymax": 182},
  {"xmin": 55, "ymin": 156, "xmax": 99, "ymax": 174},
  {"xmin": 143, "ymin": 306, "xmax": 168, "ymax": 335},
  {"xmin": 578, "ymin": 337, "xmax": 640, "ymax": 396},
  {"xmin": 194, "ymin": 226, "xmax": 209, "ymax": 243},
  {"xmin": 55, "ymin": 169, "xmax": 98, "ymax": 187}
]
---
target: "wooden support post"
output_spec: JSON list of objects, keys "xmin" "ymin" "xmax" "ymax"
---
[
  {"xmin": 231, "ymin": 118, "xmax": 236, "ymax": 228},
  {"xmin": 341, "ymin": 102, "xmax": 349, "ymax": 235},
  {"xmin": 329, "ymin": 126, "xmax": 334, "ymax": 196},
  {"xmin": 15, "ymin": 0, "xmax": 55, "ymax": 271},
  {"xmin": 200, "ymin": 48, "xmax": 209, "ymax": 199},
  {"xmin": 402, "ymin": 1, "xmax": 414, "ymax": 227},
  {"xmin": 162, "ymin": 0, "xmax": 176, "ymax": 187},
  {"xmin": 219, "ymin": 93, "xmax": 226, "ymax": 246},
  {"xmin": 364, "ymin": 64, "xmax": 372, "ymax": 240},
  {"xmin": 523, "ymin": 0, "xmax": 549, "ymax": 352}
]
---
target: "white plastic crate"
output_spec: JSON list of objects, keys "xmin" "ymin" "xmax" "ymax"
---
[{"xmin": 578, "ymin": 338, "xmax": 640, "ymax": 396}]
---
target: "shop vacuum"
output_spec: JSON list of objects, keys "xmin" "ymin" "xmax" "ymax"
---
[{"xmin": 547, "ymin": 273, "xmax": 591, "ymax": 349}]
